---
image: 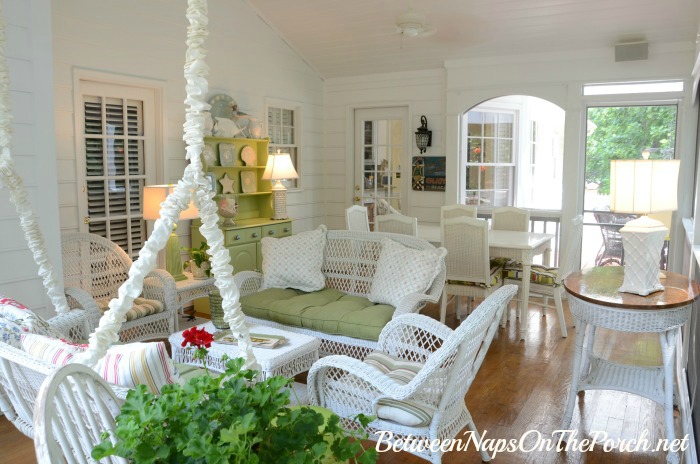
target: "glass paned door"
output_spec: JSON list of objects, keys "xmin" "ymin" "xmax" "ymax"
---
[
  {"xmin": 581, "ymin": 104, "xmax": 678, "ymax": 269},
  {"xmin": 354, "ymin": 107, "xmax": 408, "ymax": 229}
]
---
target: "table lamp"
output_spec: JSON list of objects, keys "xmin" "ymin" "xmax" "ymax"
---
[
  {"xmin": 609, "ymin": 159, "xmax": 680, "ymax": 295},
  {"xmin": 143, "ymin": 185, "xmax": 199, "ymax": 281},
  {"xmin": 262, "ymin": 150, "xmax": 298, "ymax": 220}
]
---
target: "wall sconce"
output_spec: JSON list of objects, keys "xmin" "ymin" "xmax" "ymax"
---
[{"xmin": 415, "ymin": 115, "xmax": 432, "ymax": 154}]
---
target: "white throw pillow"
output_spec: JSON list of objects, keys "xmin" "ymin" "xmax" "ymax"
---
[
  {"xmin": 369, "ymin": 239, "xmax": 443, "ymax": 307},
  {"xmin": 260, "ymin": 225, "xmax": 327, "ymax": 292}
]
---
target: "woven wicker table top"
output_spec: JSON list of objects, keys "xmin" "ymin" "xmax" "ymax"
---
[{"xmin": 564, "ymin": 266, "xmax": 700, "ymax": 310}]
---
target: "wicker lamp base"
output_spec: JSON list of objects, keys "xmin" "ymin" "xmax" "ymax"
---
[{"xmin": 271, "ymin": 187, "xmax": 288, "ymax": 220}]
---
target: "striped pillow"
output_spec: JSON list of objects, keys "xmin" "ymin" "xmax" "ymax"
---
[
  {"xmin": 95, "ymin": 342, "xmax": 178, "ymax": 394},
  {"xmin": 20, "ymin": 334, "xmax": 180, "ymax": 394},
  {"xmin": 96, "ymin": 297, "xmax": 165, "ymax": 321},
  {"xmin": 363, "ymin": 351, "xmax": 435, "ymax": 427}
]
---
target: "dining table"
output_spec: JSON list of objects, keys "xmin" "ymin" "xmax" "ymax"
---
[{"xmin": 418, "ymin": 223, "xmax": 554, "ymax": 340}]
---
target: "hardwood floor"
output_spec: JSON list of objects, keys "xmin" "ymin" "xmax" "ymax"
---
[{"xmin": 0, "ymin": 299, "xmax": 683, "ymax": 463}]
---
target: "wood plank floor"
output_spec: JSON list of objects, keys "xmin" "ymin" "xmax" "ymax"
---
[{"xmin": 0, "ymin": 298, "xmax": 683, "ymax": 463}]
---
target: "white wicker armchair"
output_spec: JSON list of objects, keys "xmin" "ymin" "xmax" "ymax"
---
[
  {"xmin": 308, "ymin": 285, "xmax": 517, "ymax": 464},
  {"xmin": 61, "ymin": 233, "xmax": 177, "ymax": 342},
  {"xmin": 34, "ymin": 363, "xmax": 126, "ymax": 464}
]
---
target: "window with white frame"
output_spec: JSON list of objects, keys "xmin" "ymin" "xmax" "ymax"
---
[
  {"xmin": 267, "ymin": 101, "xmax": 300, "ymax": 189},
  {"xmin": 76, "ymin": 79, "xmax": 158, "ymax": 257},
  {"xmin": 461, "ymin": 110, "xmax": 516, "ymax": 207}
]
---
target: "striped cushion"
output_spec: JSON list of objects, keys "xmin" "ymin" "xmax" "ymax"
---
[
  {"xmin": 96, "ymin": 297, "xmax": 165, "ymax": 321},
  {"xmin": 447, "ymin": 258, "xmax": 505, "ymax": 288},
  {"xmin": 363, "ymin": 351, "xmax": 435, "ymax": 427},
  {"xmin": 503, "ymin": 262, "xmax": 558, "ymax": 286},
  {"xmin": 20, "ymin": 334, "xmax": 180, "ymax": 394},
  {"xmin": 364, "ymin": 351, "xmax": 424, "ymax": 385},
  {"xmin": 95, "ymin": 342, "xmax": 178, "ymax": 394}
]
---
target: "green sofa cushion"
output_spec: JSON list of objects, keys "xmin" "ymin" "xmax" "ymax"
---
[{"xmin": 240, "ymin": 288, "xmax": 395, "ymax": 341}]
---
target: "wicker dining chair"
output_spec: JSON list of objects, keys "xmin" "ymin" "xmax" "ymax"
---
[
  {"xmin": 33, "ymin": 363, "xmax": 126, "ymax": 464},
  {"xmin": 502, "ymin": 215, "xmax": 584, "ymax": 337},
  {"xmin": 439, "ymin": 216, "xmax": 505, "ymax": 323},
  {"xmin": 375, "ymin": 213, "xmax": 418, "ymax": 236},
  {"xmin": 491, "ymin": 206, "xmax": 530, "ymax": 232},
  {"xmin": 308, "ymin": 285, "xmax": 518, "ymax": 464},
  {"xmin": 345, "ymin": 205, "xmax": 370, "ymax": 232},
  {"xmin": 61, "ymin": 233, "xmax": 177, "ymax": 342},
  {"xmin": 440, "ymin": 205, "xmax": 477, "ymax": 245}
]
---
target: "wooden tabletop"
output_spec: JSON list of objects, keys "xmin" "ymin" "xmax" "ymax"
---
[{"xmin": 564, "ymin": 266, "xmax": 700, "ymax": 310}]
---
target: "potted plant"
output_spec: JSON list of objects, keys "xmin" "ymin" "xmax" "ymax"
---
[
  {"xmin": 183, "ymin": 242, "xmax": 211, "ymax": 279},
  {"xmin": 93, "ymin": 327, "xmax": 378, "ymax": 464}
]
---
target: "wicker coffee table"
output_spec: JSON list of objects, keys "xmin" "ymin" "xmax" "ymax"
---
[{"xmin": 169, "ymin": 321, "xmax": 320, "ymax": 380}]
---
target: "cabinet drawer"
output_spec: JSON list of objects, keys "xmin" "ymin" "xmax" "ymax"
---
[
  {"xmin": 262, "ymin": 223, "xmax": 293, "ymax": 239},
  {"xmin": 225, "ymin": 227, "xmax": 262, "ymax": 246}
]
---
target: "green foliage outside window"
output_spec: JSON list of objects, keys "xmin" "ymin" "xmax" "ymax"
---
[{"xmin": 585, "ymin": 105, "xmax": 677, "ymax": 194}]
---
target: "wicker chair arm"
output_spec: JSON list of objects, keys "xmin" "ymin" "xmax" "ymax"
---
[
  {"xmin": 308, "ymin": 355, "xmax": 415, "ymax": 404},
  {"xmin": 46, "ymin": 309, "xmax": 93, "ymax": 343},
  {"xmin": 233, "ymin": 271, "xmax": 263, "ymax": 296},
  {"xmin": 393, "ymin": 291, "xmax": 440, "ymax": 317},
  {"xmin": 63, "ymin": 287, "xmax": 101, "ymax": 314},
  {"xmin": 377, "ymin": 313, "xmax": 453, "ymax": 353},
  {"xmin": 142, "ymin": 269, "xmax": 178, "ymax": 314}
]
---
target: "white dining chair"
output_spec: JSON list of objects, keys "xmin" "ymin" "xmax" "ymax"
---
[
  {"xmin": 491, "ymin": 206, "xmax": 530, "ymax": 232},
  {"xmin": 440, "ymin": 204, "xmax": 478, "ymax": 245},
  {"xmin": 502, "ymin": 215, "xmax": 583, "ymax": 337},
  {"xmin": 440, "ymin": 216, "xmax": 504, "ymax": 323},
  {"xmin": 345, "ymin": 205, "xmax": 370, "ymax": 232},
  {"xmin": 375, "ymin": 213, "xmax": 418, "ymax": 236}
]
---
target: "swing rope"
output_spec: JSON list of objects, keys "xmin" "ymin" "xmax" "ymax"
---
[{"xmin": 0, "ymin": 0, "xmax": 259, "ymax": 370}]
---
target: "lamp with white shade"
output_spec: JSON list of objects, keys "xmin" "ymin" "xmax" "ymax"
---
[
  {"xmin": 262, "ymin": 151, "xmax": 299, "ymax": 220},
  {"xmin": 609, "ymin": 159, "xmax": 680, "ymax": 295},
  {"xmin": 143, "ymin": 185, "xmax": 199, "ymax": 281}
]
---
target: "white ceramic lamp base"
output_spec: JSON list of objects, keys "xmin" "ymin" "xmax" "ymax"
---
[
  {"xmin": 618, "ymin": 216, "xmax": 666, "ymax": 296},
  {"xmin": 271, "ymin": 186, "xmax": 288, "ymax": 220}
]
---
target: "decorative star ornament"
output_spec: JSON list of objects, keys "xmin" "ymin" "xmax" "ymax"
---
[{"xmin": 218, "ymin": 173, "xmax": 236, "ymax": 194}]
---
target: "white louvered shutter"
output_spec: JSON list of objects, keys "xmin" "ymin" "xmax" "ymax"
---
[{"xmin": 78, "ymin": 82, "xmax": 157, "ymax": 258}]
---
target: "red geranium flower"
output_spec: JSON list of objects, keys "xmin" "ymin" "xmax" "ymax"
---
[
  {"xmin": 473, "ymin": 147, "xmax": 481, "ymax": 155},
  {"xmin": 181, "ymin": 327, "xmax": 214, "ymax": 349}
]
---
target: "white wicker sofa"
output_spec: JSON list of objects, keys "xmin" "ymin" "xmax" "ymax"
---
[{"xmin": 234, "ymin": 228, "xmax": 447, "ymax": 359}]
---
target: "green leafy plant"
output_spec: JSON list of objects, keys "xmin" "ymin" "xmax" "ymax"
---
[
  {"xmin": 93, "ymin": 337, "xmax": 378, "ymax": 464},
  {"xmin": 183, "ymin": 241, "xmax": 211, "ymax": 276}
]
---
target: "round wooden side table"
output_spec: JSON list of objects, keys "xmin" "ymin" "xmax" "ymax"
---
[{"xmin": 562, "ymin": 266, "xmax": 699, "ymax": 464}]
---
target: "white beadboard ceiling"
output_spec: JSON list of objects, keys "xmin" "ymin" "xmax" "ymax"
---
[{"xmin": 245, "ymin": 0, "xmax": 700, "ymax": 79}]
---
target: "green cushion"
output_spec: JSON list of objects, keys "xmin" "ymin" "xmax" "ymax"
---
[
  {"xmin": 240, "ymin": 288, "xmax": 395, "ymax": 341},
  {"xmin": 447, "ymin": 258, "xmax": 505, "ymax": 288},
  {"xmin": 503, "ymin": 263, "xmax": 558, "ymax": 286}
]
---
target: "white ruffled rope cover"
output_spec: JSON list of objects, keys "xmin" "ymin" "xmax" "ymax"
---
[
  {"xmin": 0, "ymin": 5, "xmax": 69, "ymax": 315},
  {"xmin": 70, "ymin": 0, "xmax": 258, "ymax": 369},
  {"xmin": 0, "ymin": 0, "xmax": 257, "ymax": 370}
]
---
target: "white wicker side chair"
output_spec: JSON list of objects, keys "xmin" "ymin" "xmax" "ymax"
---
[
  {"xmin": 440, "ymin": 216, "xmax": 504, "ymax": 323},
  {"xmin": 33, "ymin": 363, "xmax": 126, "ymax": 464},
  {"xmin": 345, "ymin": 205, "xmax": 370, "ymax": 232},
  {"xmin": 308, "ymin": 285, "xmax": 518, "ymax": 464},
  {"xmin": 375, "ymin": 213, "xmax": 418, "ymax": 236},
  {"xmin": 491, "ymin": 206, "xmax": 530, "ymax": 232},
  {"xmin": 61, "ymin": 232, "xmax": 177, "ymax": 342},
  {"xmin": 503, "ymin": 215, "xmax": 584, "ymax": 338},
  {"xmin": 440, "ymin": 204, "xmax": 477, "ymax": 244}
]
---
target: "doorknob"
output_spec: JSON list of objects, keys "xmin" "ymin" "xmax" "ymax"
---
[
  {"xmin": 354, "ymin": 196, "xmax": 361, "ymax": 203},
  {"xmin": 355, "ymin": 185, "xmax": 360, "ymax": 191}
]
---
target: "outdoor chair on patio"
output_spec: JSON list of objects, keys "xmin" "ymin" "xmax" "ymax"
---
[
  {"xmin": 308, "ymin": 285, "xmax": 517, "ymax": 464},
  {"xmin": 593, "ymin": 211, "xmax": 634, "ymax": 266}
]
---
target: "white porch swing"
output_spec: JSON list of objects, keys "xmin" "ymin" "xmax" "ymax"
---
[{"xmin": 0, "ymin": 0, "xmax": 259, "ymax": 438}]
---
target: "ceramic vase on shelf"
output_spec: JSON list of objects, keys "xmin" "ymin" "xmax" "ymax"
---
[{"xmin": 217, "ymin": 194, "xmax": 238, "ymax": 227}]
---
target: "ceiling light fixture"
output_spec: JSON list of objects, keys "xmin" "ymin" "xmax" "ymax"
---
[{"xmin": 395, "ymin": 1, "xmax": 435, "ymax": 39}]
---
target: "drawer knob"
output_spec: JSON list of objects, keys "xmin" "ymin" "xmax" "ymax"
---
[
  {"xmin": 234, "ymin": 235, "xmax": 241, "ymax": 240},
  {"xmin": 268, "ymin": 230, "xmax": 275, "ymax": 235},
  {"xmin": 252, "ymin": 233, "xmax": 259, "ymax": 238},
  {"xmin": 283, "ymin": 227, "xmax": 290, "ymax": 233}
]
